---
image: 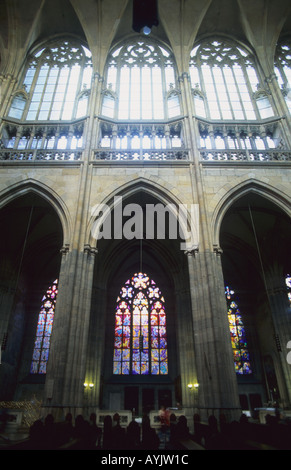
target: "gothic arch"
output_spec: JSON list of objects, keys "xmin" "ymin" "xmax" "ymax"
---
[
  {"xmin": 87, "ymin": 177, "xmax": 196, "ymax": 252},
  {"xmin": 0, "ymin": 179, "xmax": 72, "ymax": 246},
  {"xmin": 212, "ymin": 180, "xmax": 291, "ymax": 248}
]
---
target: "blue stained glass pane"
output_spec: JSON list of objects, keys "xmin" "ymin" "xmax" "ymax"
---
[
  {"xmin": 39, "ymin": 362, "xmax": 47, "ymax": 374},
  {"xmin": 132, "ymin": 362, "xmax": 140, "ymax": 374},
  {"xmin": 114, "ymin": 350, "xmax": 122, "ymax": 361},
  {"xmin": 113, "ymin": 362, "xmax": 121, "ymax": 374},
  {"xmin": 160, "ymin": 363, "xmax": 168, "ymax": 374},
  {"xmin": 160, "ymin": 338, "xmax": 167, "ymax": 348},
  {"xmin": 151, "ymin": 363, "xmax": 159, "ymax": 374},
  {"xmin": 33, "ymin": 349, "xmax": 41, "ymax": 361},
  {"xmin": 36, "ymin": 325, "xmax": 44, "ymax": 336},
  {"xmin": 122, "ymin": 362, "xmax": 130, "ymax": 374},
  {"xmin": 34, "ymin": 339, "xmax": 42, "ymax": 349},
  {"xmin": 42, "ymin": 337, "xmax": 50, "ymax": 348}
]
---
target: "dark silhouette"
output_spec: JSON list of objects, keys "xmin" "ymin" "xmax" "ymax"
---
[{"xmin": 141, "ymin": 415, "xmax": 160, "ymax": 450}]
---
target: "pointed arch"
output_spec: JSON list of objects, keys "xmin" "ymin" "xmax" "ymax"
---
[
  {"xmin": 0, "ymin": 179, "xmax": 72, "ymax": 246},
  {"xmin": 212, "ymin": 180, "xmax": 291, "ymax": 248},
  {"xmin": 87, "ymin": 177, "xmax": 198, "ymax": 252}
]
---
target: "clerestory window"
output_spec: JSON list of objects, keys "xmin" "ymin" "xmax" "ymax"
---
[
  {"xmin": 190, "ymin": 39, "xmax": 273, "ymax": 121},
  {"xmin": 275, "ymin": 39, "xmax": 291, "ymax": 115},
  {"xmin": 8, "ymin": 39, "xmax": 92, "ymax": 122},
  {"xmin": 101, "ymin": 38, "xmax": 181, "ymax": 121}
]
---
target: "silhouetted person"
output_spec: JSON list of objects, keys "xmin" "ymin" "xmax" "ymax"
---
[
  {"xmin": 141, "ymin": 415, "xmax": 160, "ymax": 450},
  {"xmin": 175, "ymin": 415, "xmax": 190, "ymax": 440},
  {"xmin": 29, "ymin": 419, "xmax": 45, "ymax": 449},
  {"xmin": 111, "ymin": 413, "xmax": 126, "ymax": 449},
  {"xmin": 102, "ymin": 415, "xmax": 113, "ymax": 449},
  {"xmin": 126, "ymin": 419, "xmax": 141, "ymax": 449},
  {"xmin": 43, "ymin": 413, "xmax": 56, "ymax": 449},
  {"xmin": 89, "ymin": 412, "xmax": 102, "ymax": 448}
]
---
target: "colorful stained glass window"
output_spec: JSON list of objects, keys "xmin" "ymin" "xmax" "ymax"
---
[
  {"xmin": 225, "ymin": 286, "xmax": 252, "ymax": 375},
  {"xmin": 30, "ymin": 279, "xmax": 58, "ymax": 374},
  {"xmin": 286, "ymin": 274, "xmax": 291, "ymax": 305},
  {"xmin": 113, "ymin": 272, "xmax": 168, "ymax": 375}
]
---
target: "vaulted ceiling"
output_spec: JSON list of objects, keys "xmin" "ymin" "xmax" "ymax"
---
[{"xmin": 1, "ymin": 0, "xmax": 291, "ymax": 75}]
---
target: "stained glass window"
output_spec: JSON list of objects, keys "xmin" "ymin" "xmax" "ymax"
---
[
  {"xmin": 225, "ymin": 286, "xmax": 252, "ymax": 375},
  {"xmin": 113, "ymin": 272, "xmax": 168, "ymax": 375},
  {"xmin": 286, "ymin": 274, "xmax": 291, "ymax": 305},
  {"xmin": 30, "ymin": 279, "xmax": 58, "ymax": 374}
]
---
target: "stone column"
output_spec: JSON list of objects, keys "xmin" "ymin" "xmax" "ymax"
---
[
  {"xmin": 265, "ymin": 270, "xmax": 291, "ymax": 408},
  {"xmin": 43, "ymin": 243, "xmax": 97, "ymax": 419},
  {"xmin": 186, "ymin": 246, "xmax": 241, "ymax": 423},
  {"xmin": 61, "ymin": 245, "xmax": 97, "ymax": 415}
]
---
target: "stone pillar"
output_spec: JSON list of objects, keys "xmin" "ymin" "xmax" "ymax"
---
[
  {"xmin": 265, "ymin": 270, "xmax": 291, "ymax": 408},
  {"xmin": 44, "ymin": 243, "xmax": 97, "ymax": 419},
  {"xmin": 186, "ymin": 246, "xmax": 241, "ymax": 423}
]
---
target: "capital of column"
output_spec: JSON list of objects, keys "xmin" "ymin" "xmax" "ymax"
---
[
  {"xmin": 84, "ymin": 244, "xmax": 98, "ymax": 257},
  {"xmin": 213, "ymin": 244, "xmax": 223, "ymax": 257},
  {"xmin": 184, "ymin": 245, "xmax": 199, "ymax": 257},
  {"xmin": 178, "ymin": 72, "xmax": 190, "ymax": 83},
  {"xmin": 60, "ymin": 244, "xmax": 70, "ymax": 257}
]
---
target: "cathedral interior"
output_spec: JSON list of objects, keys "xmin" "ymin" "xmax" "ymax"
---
[{"xmin": 0, "ymin": 0, "xmax": 291, "ymax": 445}]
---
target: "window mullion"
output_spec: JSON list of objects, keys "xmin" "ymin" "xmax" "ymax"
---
[
  {"xmin": 232, "ymin": 66, "xmax": 246, "ymax": 120},
  {"xmin": 222, "ymin": 66, "xmax": 235, "ymax": 120},
  {"xmin": 60, "ymin": 66, "xmax": 71, "ymax": 120},
  {"xmin": 211, "ymin": 66, "xmax": 222, "ymax": 120}
]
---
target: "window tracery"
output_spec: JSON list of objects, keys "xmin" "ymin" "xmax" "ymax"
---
[
  {"xmin": 8, "ymin": 39, "xmax": 92, "ymax": 122},
  {"xmin": 190, "ymin": 39, "xmax": 273, "ymax": 121},
  {"xmin": 275, "ymin": 39, "xmax": 291, "ymax": 114},
  {"xmin": 101, "ymin": 38, "xmax": 181, "ymax": 121}
]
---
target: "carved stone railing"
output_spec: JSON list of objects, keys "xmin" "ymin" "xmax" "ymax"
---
[
  {"xmin": 200, "ymin": 148, "xmax": 291, "ymax": 162},
  {"xmin": 94, "ymin": 148, "xmax": 189, "ymax": 161},
  {"xmin": 0, "ymin": 148, "xmax": 82, "ymax": 161}
]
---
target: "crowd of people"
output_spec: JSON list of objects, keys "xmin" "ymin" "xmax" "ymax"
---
[
  {"xmin": 4, "ymin": 406, "xmax": 291, "ymax": 450},
  {"xmin": 25, "ymin": 408, "xmax": 191, "ymax": 450}
]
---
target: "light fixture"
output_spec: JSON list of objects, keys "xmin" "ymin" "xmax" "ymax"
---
[
  {"xmin": 188, "ymin": 383, "xmax": 199, "ymax": 390},
  {"xmin": 84, "ymin": 382, "xmax": 94, "ymax": 389},
  {"xmin": 132, "ymin": 0, "xmax": 159, "ymax": 36},
  {"xmin": 142, "ymin": 26, "xmax": 152, "ymax": 36}
]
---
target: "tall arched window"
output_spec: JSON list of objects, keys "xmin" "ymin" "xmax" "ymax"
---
[
  {"xmin": 113, "ymin": 272, "xmax": 168, "ymax": 375},
  {"xmin": 9, "ymin": 39, "xmax": 92, "ymax": 122},
  {"xmin": 30, "ymin": 279, "xmax": 58, "ymax": 374},
  {"xmin": 101, "ymin": 38, "xmax": 180, "ymax": 120},
  {"xmin": 225, "ymin": 286, "xmax": 252, "ymax": 375},
  {"xmin": 190, "ymin": 39, "xmax": 273, "ymax": 121},
  {"xmin": 275, "ymin": 39, "xmax": 291, "ymax": 114}
]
